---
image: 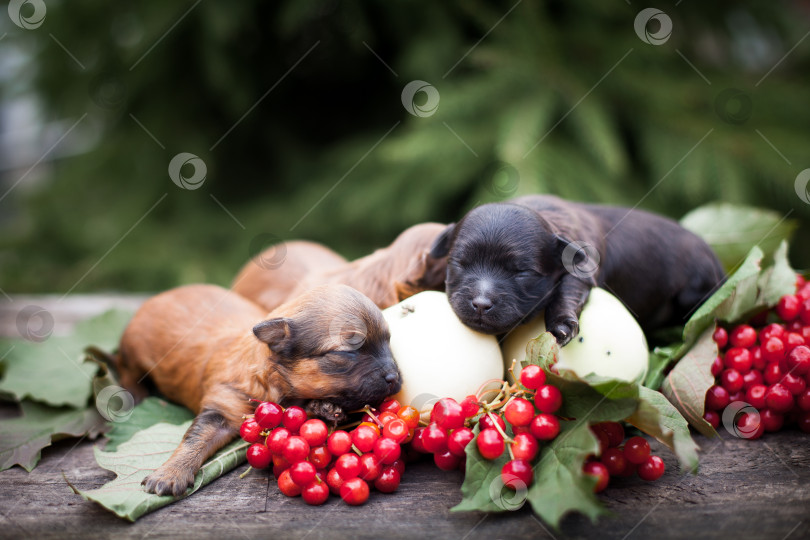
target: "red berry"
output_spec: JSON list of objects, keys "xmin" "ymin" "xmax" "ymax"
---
[
  {"xmin": 479, "ymin": 414, "xmax": 506, "ymax": 432},
  {"xmin": 433, "ymin": 398, "xmax": 465, "ymax": 430},
  {"xmin": 764, "ymin": 362, "xmax": 784, "ymax": 385},
  {"xmin": 720, "ymin": 369, "xmax": 744, "ymax": 394},
  {"xmin": 282, "ymin": 435, "xmax": 310, "ymax": 464},
  {"xmin": 351, "ymin": 424, "xmax": 379, "ymax": 453},
  {"xmin": 358, "ymin": 453, "xmax": 381, "ymax": 482},
  {"xmin": 595, "ymin": 422, "xmax": 625, "ymax": 447},
  {"xmin": 327, "ymin": 430, "xmax": 352, "ymax": 456},
  {"xmin": 476, "ymin": 428, "xmax": 505, "ymax": 460},
  {"xmin": 760, "ymin": 409, "xmax": 784, "ymax": 432},
  {"xmin": 637, "ymin": 455, "xmax": 665, "ymax": 481},
  {"xmin": 421, "ymin": 423, "xmax": 449, "ymax": 454},
  {"xmin": 530, "ymin": 413, "xmax": 561, "ymax": 441},
  {"xmin": 785, "ymin": 332, "xmax": 806, "ymax": 352},
  {"xmin": 447, "ymin": 427, "xmax": 475, "ymax": 457},
  {"xmin": 373, "ymin": 437, "xmax": 401, "ymax": 464},
  {"xmin": 724, "ymin": 347, "xmax": 752, "ymax": 373},
  {"xmin": 760, "ymin": 323, "xmax": 786, "ymax": 344},
  {"xmin": 798, "ymin": 412, "xmax": 810, "ymax": 433},
  {"xmin": 534, "ymin": 385, "xmax": 563, "ymax": 413},
  {"xmin": 592, "ymin": 428, "xmax": 610, "ymax": 455},
  {"xmin": 301, "ymin": 480, "xmax": 329, "ymax": 505},
  {"xmin": 383, "ymin": 418, "xmax": 409, "ymax": 443},
  {"xmin": 736, "ymin": 411, "xmax": 764, "ymax": 439},
  {"xmin": 703, "ymin": 410, "xmax": 720, "ymax": 429},
  {"xmin": 600, "ymin": 447, "xmax": 627, "ymax": 476},
  {"xmin": 705, "ymin": 385, "xmax": 730, "ymax": 411},
  {"xmin": 751, "ymin": 346, "xmax": 767, "ymax": 371},
  {"xmin": 272, "ymin": 453, "xmax": 291, "ymax": 470},
  {"xmin": 801, "ymin": 298, "xmax": 810, "ymax": 324},
  {"xmin": 782, "ymin": 373, "xmax": 806, "ymax": 395},
  {"xmin": 299, "ymin": 419, "xmax": 328, "ymax": 447},
  {"xmin": 410, "ymin": 427, "xmax": 428, "ymax": 453},
  {"xmin": 289, "ymin": 461, "xmax": 317, "ymax": 486},
  {"xmin": 797, "ymin": 389, "xmax": 810, "ymax": 411},
  {"xmin": 460, "ymin": 395, "xmax": 480, "ymax": 418},
  {"xmin": 777, "ymin": 294, "xmax": 802, "ymax": 321},
  {"xmin": 520, "ymin": 364, "xmax": 546, "ymax": 389},
  {"xmin": 326, "ymin": 467, "xmax": 344, "ymax": 495},
  {"xmin": 308, "ymin": 446, "xmax": 331, "ymax": 469},
  {"xmin": 277, "ymin": 469, "xmax": 302, "ymax": 497},
  {"xmin": 397, "ymin": 406, "xmax": 420, "ymax": 429},
  {"xmin": 742, "ymin": 369, "xmax": 764, "ymax": 390},
  {"xmin": 377, "ymin": 411, "xmax": 397, "ymax": 426},
  {"xmin": 787, "ymin": 345, "xmax": 810, "ymax": 376},
  {"xmin": 335, "ymin": 453, "xmax": 361, "ymax": 480},
  {"xmin": 765, "ymin": 383, "xmax": 794, "ymax": 413},
  {"xmin": 510, "ymin": 432, "xmax": 540, "ymax": 462},
  {"xmin": 583, "ymin": 461, "xmax": 610, "ymax": 493},
  {"xmin": 434, "ymin": 450, "xmax": 462, "ymax": 471},
  {"xmin": 239, "ymin": 418, "xmax": 263, "ymax": 444},
  {"xmin": 711, "ymin": 356, "xmax": 724, "ymax": 377},
  {"xmin": 617, "ymin": 460, "xmax": 638, "ymax": 478},
  {"xmin": 623, "ymin": 436, "xmax": 651, "ymax": 465},
  {"xmin": 246, "ymin": 443, "xmax": 272, "ymax": 469},
  {"xmin": 745, "ymin": 384, "xmax": 768, "ymax": 409},
  {"xmin": 340, "ymin": 478, "xmax": 370, "ymax": 505},
  {"xmin": 254, "ymin": 401, "xmax": 283, "ymax": 429},
  {"xmin": 730, "ymin": 324, "xmax": 757, "ymax": 348},
  {"xmin": 713, "ymin": 327, "xmax": 728, "ymax": 349},
  {"xmin": 504, "ymin": 398, "xmax": 535, "ymax": 427},
  {"xmin": 282, "ymin": 406, "xmax": 307, "ymax": 432},
  {"xmin": 374, "ymin": 466, "xmax": 401, "ymax": 493},
  {"xmin": 501, "ymin": 459, "xmax": 533, "ymax": 489},
  {"xmin": 380, "ymin": 399, "xmax": 401, "ymax": 414}
]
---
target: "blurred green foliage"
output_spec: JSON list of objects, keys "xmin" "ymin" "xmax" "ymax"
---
[{"xmin": 0, "ymin": 0, "xmax": 808, "ymax": 293}]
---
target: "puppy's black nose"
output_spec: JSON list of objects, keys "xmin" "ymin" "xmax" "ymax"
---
[
  {"xmin": 472, "ymin": 296, "xmax": 494, "ymax": 315},
  {"xmin": 385, "ymin": 372, "xmax": 398, "ymax": 383}
]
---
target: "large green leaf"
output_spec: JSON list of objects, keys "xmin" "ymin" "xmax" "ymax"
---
[
  {"xmin": 71, "ymin": 420, "xmax": 248, "ymax": 522},
  {"xmin": 104, "ymin": 397, "xmax": 193, "ymax": 452},
  {"xmin": 0, "ymin": 310, "xmax": 133, "ymax": 408},
  {"xmin": 0, "ymin": 400, "xmax": 106, "ymax": 472},
  {"xmin": 452, "ymin": 424, "xmax": 514, "ymax": 514},
  {"xmin": 680, "ymin": 203, "xmax": 797, "ymax": 272}
]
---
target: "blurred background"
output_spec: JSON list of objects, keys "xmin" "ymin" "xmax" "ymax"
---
[{"xmin": 0, "ymin": 0, "xmax": 808, "ymax": 294}]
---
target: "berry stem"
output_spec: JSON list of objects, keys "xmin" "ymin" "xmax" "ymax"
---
[
  {"xmin": 238, "ymin": 465, "xmax": 253, "ymax": 479},
  {"xmin": 486, "ymin": 411, "xmax": 514, "ymax": 443},
  {"xmin": 361, "ymin": 406, "xmax": 384, "ymax": 427}
]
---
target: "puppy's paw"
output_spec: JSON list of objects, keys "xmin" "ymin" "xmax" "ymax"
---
[
  {"xmin": 142, "ymin": 465, "xmax": 196, "ymax": 497},
  {"xmin": 305, "ymin": 400, "xmax": 347, "ymax": 426},
  {"xmin": 549, "ymin": 318, "xmax": 579, "ymax": 347}
]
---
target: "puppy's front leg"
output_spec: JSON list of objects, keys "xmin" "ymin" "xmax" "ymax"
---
[
  {"xmin": 545, "ymin": 274, "xmax": 592, "ymax": 346},
  {"xmin": 142, "ymin": 408, "xmax": 237, "ymax": 497}
]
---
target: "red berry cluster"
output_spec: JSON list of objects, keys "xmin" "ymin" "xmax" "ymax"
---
[
  {"xmin": 703, "ymin": 276, "xmax": 810, "ymax": 438},
  {"xmin": 585, "ymin": 425, "xmax": 665, "ymax": 492},
  {"xmin": 240, "ymin": 399, "xmax": 416, "ymax": 506}
]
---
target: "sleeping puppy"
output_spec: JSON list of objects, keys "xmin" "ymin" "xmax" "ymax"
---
[
  {"xmin": 115, "ymin": 283, "xmax": 400, "ymax": 496},
  {"xmin": 430, "ymin": 195, "xmax": 725, "ymax": 345},
  {"xmin": 232, "ymin": 223, "xmax": 448, "ymax": 311}
]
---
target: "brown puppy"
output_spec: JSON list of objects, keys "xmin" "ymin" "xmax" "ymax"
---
[
  {"xmin": 232, "ymin": 223, "xmax": 448, "ymax": 311},
  {"xmin": 116, "ymin": 283, "xmax": 400, "ymax": 496}
]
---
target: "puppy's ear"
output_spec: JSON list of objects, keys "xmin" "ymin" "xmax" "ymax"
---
[
  {"xmin": 429, "ymin": 223, "xmax": 456, "ymax": 258},
  {"xmin": 394, "ymin": 250, "xmax": 448, "ymax": 301},
  {"xmin": 253, "ymin": 318, "xmax": 293, "ymax": 354},
  {"xmin": 552, "ymin": 234, "xmax": 577, "ymax": 264},
  {"xmin": 551, "ymin": 234, "xmax": 598, "ymax": 285}
]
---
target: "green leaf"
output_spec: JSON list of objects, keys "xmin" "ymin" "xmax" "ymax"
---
[
  {"xmin": 644, "ymin": 346, "xmax": 677, "ymax": 390},
  {"xmin": 70, "ymin": 420, "xmax": 248, "ymax": 522},
  {"xmin": 626, "ymin": 386, "xmax": 699, "ymax": 472},
  {"xmin": 528, "ymin": 420, "xmax": 608, "ymax": 528},
  {"xmin": 104, "ymin": 397, "xmax": 193, "ymax": 452},
  {"xmin": 680, "ymin": 203, "xmax": 797, "ymax": 272},
  {"xmin": 0, "ymin": 310, "xmax": 133, "ymax": 408},
  {"xmin": 756, "ymin": 241, "xmax": 797, "ymax": 308},
  {"xmin": 661, "ymin": 326, "xmax": 719, "ymax": 438},
  {"xmin": 452, "ymin": 424, "xmax": 513, "ymax": 513},
  {"xmin": 0, "ymin": 400, "xmax": 106, "ymax": 472}
]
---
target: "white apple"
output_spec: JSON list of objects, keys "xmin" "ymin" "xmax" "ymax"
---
[
  {"xmin": 502, "ymin": 288, "xmax": 649, "ymax": 383},
  {"xmin": 383, "ymin": 291, "xmax": 504, "ymax": 416}
]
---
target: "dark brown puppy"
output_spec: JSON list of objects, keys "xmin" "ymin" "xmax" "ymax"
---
[
  {"xmin": 430, "ymin": 195, "xmax": 725, "ymax": 345},
  {"xmin": 116, "ymin": 283, "xmax": 399, "ymax": 496},
  {"xmin": 232, "ymin": 223, "xmax": 448, "ymax": 311}
]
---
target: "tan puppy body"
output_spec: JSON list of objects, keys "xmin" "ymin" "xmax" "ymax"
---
[
  {"xmin": 116, "ymin": 283, "xmax": 399, "ymax": 497},
  {"xmin": 232, "ymin": 223, "xmax": 448, "ymax": 311}
]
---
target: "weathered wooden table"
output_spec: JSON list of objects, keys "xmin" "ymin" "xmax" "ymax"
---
[{"xmin": 1, "ymin": 297, "xmax": 808, "ymax": 540}]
